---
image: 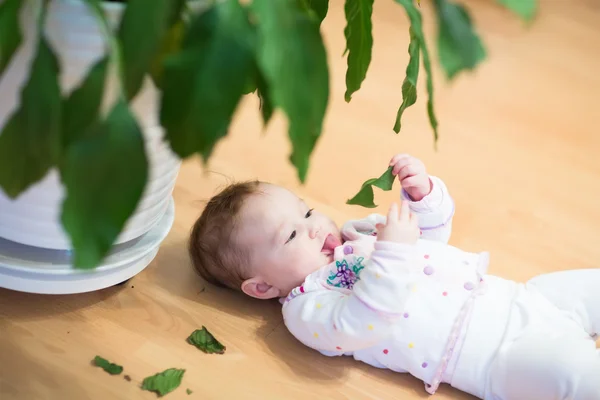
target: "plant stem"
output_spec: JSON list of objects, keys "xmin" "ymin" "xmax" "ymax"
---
[{"xmin": 83, "ymin": 0, "xmax": 126, "ymax": 100}]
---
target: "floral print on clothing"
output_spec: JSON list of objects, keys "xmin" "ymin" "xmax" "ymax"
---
[{"xmin": 327, "ymin": 257, "xmax": 366, "ymax": 289}]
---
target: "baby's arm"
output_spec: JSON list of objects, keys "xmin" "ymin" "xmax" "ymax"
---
[
  {"xmin": 283, "ymin": 202, "xmax": 420, "ymax": 353},
  {"xmin": 283, "ymin": 241, "xmax": 418, "ymax": 353},
  {"xmin": 390, "ymin": 154, "xmax": 454, "ymax": 244}
]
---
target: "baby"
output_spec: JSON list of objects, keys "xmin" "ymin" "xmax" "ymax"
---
[{"xmin": 189, "ymin": 154, "xmax": 600, "ymax": 400}]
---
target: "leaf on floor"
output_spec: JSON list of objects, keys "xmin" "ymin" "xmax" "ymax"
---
[
  {"xmin": 93, "ymin": 356, "xmax": 123, "ymax": 375},
  {"xmin": 141, "ymin": 368, "xmax": 185, "ymax": 397},
  {"xmin": 187, "ymin": 326, "xmax": 226, "ymax": 354}
]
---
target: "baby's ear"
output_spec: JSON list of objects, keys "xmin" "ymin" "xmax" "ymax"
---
[{"xmin": 241, "ymin": 277, "xmax": 281, "ymax": 300}]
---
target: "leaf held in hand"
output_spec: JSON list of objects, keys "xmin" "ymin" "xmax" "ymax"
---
[
  {"xmin": 346, "ymin": 167, "xmax": 395, "ymax": 208},
  {"xmin": 0, "ymin": 0, "xmax": 23, "ymax": 76},
  {"xmin": 60, "ymin": 100, "xmax": 148, "ymax": 268},
  {"xmin": 0, "ymin": 35, "xmax": 62, "ymax": 198},
  {"xmin": 142, "ymin": 368, "xmax": 186, "ymax": 397},
  {"xmin": 187, "ymin": 327, "xmax": 226, "ymax": 354},
  {"xmin": 393, "ymin": 26, "xmax": 420, "ymax": 133},
  {"xmin": 395, "ymin": 0, "xmax": 439, "ymax": 142},
  {"xmin": 252, "ymin": 0, "xmax": 329, "ymax": 183},
  {"xmin": 118, "ymin": 0, "xmax": 172, "ymax": 100},
  {"xmin": 497, "ymin": 0, "xmax": 537, "ymax": 21},
  {"xmin": 434, "ymin": 0, "xmax": 486, "ymax": 80},
  {"xmin": 160, "ymin": 0, "xmax": 255, "ymax": 162},
  {"xmin": 343, "ymin": 0, "xmax": 374, "ymax": 102},
  {"xmin": 94, "ymin": 356, "xmax": 123, "ymax": 375}
]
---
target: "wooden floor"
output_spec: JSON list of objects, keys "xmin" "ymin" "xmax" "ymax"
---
[{"xmin": 2, "ymin": 0, "xmax": 600, "ymax": 398}]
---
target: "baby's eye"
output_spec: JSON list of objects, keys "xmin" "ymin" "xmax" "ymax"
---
[
  {"xmin": 305, "ymin": 208, "xmax": 314, "ymax": 218},
  {"xmin": 286, "ymin": 230, "xmax": 297, "ymax": 244}
]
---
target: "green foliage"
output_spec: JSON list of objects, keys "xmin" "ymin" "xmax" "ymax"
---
[
  {"xmin": 94, "ymin": 356, "xmax": 124, "ymax": 375},
  {"xmin": 498, "ymin": 0, "xmax": 537, "ymax": 21},
  {"xmin": 346, "ymin": 167, "xmax": 395, "ymax": 208},
  {"xmin": 142, "ymin": 368, "xmax": 186, "ymax": 397},
  {"xmin": 0, "ymin": 4, "xmax": 61, "ymax": 198},
  {"xmin": 0, "ymin": 0, "xmax": 23, "ymax": 76},
  {"xmin": 252, "ymin": 0, "xmax": 329, "ymax": 183},
  {"xmin": 343, "ymin": 0, "xmax": 374, "ymax": 102},
  {"xmin": 187, "ymin": 326, "xmax": 226, "ymax": 354},
  {"xmin": 0, "ymin": 0, "xmax": 537, "ymax": 268}
]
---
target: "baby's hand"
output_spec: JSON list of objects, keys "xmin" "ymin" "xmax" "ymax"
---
[
  {"xmin": 376, "ymin": 201, "xmax": 419, "ymax": 245},
  {"xmin": 389, "ymin": 154, "xmax": 432, "ymax": 202}
]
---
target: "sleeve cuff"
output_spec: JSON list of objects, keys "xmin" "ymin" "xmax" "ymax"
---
[{"xmin": 401, "ymin": 175, "xmax": 446, "ymax": 212}]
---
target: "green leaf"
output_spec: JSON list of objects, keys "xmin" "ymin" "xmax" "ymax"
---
[
  {"xmin": 434, "ymin": 0, "xmax": 486, "ymax": 80},
  {"xmin": 393, "ymin": 26, "xmax": 419, "ymax": 133},
  {"xmin": 60, "ymin": 100, "xmax": 148, "ymax": 268},
  {"xmin": 142, "ymin": 368, "xmax": 186, "ymax": 397},
  {"xmin": 118, "ymin": 0, "xmax": 172, "ymax": 100},
  {"xmin": 255, "ymin": 67, "xmax": 274, "ymax": 126},
  {"xmin": 252, "ymin": 0, "xmax": 329, "ymax": 183},
  {"xmin": 93, "ymin": 356, "xmax": 123, "ymax": 375},
  {"xmin": 395, "ymin": 0, "xmax": 438, "ymax": 142},
  {"xmin": 497, "ymin": 0, "xmax": 537, "ymax": 21},
  {"xmin": 343, "ymin": 0, "xmax": 374, "ymax": 102},
  {"xmin": 187, "ymin": 327, "xmax": 226, "ymax": 354},
  {"xmin": 346, "ymin": 167, "xmax": 395, "ymax": 208},
  {"xmin": 300, "ymin": 0, "xmax": 329, "ymax": 24},
  {"xmin": 160, "ymin": 0, "xmax": 255, "ymax": 161},
  {"xmin": 0, "ymin": 0, "xmax": 23, "ymax": 76},
  {"xmin": 0, "ymin": 36, "xmax": 62, "ymax": 198},
  {"xmin": 62, "ymin": 57, "xmax": 109, "ymax": 148},
  {"xmin": 186, "ymin": 389, "xmax": 193, "ymax": 395},
  {"xmin": 150, "ymin": 20, "xmax": 186, "ymax": 90}
]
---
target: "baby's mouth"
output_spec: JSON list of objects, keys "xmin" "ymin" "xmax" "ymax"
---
[{"xmin": 321, "ymin": 233, "xmax": 342, "ymax": 254}]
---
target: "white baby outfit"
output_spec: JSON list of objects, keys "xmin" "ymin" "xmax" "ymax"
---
[{"xmin": 282, "ymin": 176, "xmax": 600, "ymax": 400}]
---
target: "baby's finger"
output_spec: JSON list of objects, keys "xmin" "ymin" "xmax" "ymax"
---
[
  {"xmin": 399, "ymin": 200, "xmax": 410, "ymax": 221},
  {"xmin": 389, "ymin": 153, "xmax": 410, "ymax": 166},
  {"xmin": 387, "ymin": 202, "xmax": 399, "ymax": 222}
]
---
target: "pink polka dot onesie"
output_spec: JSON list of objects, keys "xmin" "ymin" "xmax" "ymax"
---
[{"xmin": 282, "ymin": 177, "xmax": 600, "ymax": 400}]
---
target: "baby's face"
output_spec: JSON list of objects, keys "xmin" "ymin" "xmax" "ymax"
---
[{"xmin": 235, "ymin": 183, "xmax": 342, "ymax": 298}]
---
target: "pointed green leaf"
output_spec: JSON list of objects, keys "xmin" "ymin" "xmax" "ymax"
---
[
  {"xmin": 160, "ymin": 0, "xmax": 255, "ymax": 161},
  {"xmin": 0, "ymin": 0, "xmax": 23, "ymax": 76},
  {"xmin": 434, "ymin": 0, "xmax": 486, "ymax": 80},
  {"xmin": 93, "ymin": 356, "xmax": 123, "ymax": 375},
  {"xmin": 0, "ymin": 36, "xmax": 62, "ymax": 198},
  {"xmin": 60, "ymin": 100, "xmax": 148, "ymax": 268},
  {"xmin": 300, "ymin": 0, "xmax": 329, "ymax": 24},
  {"xmin": 393, "ymin": 26, "xmax": 420, "ymax": 133},
  {"xmin": 118, "ymin": 0, "xmax": 172, "ymax": 100},
  {"xmin": 62, "ymin": 57, "xmax": 109, "ymax": 148},
  {"xmin": 255, "ymin": 67, "xmax": 274, "ymax": 126},
  {"xmin": 395, "ymin": 0, "xmax": 438, "ymax": 142},
  {"xmin": 252, "ymin": 0, "xmax": 329, "ymax": 183},
  {"xmin": 142, "ymin": 368, "xmax": 186, "ymax": 397},
  {"xmin": 347, "ymin": 167, "xmax": 395, "ymax": 208},
  {"xmin": 343, "ymin": 0, "xmax": 374, "ymax": 102},
  {"xmin": 150, "ymin": 19, "xmax": 186, "ymax": 90},
  {"xmin": 497, "ymin": 0, "xmax": 537, "ymax": 21},
  {"xmin": 187, "ymin": 327, "xmax": 226, "ymax": 354}
]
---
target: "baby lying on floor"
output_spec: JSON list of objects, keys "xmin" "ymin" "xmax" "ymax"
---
[{"xmin": 189, "ymin": 154, "xmax": 600, "ymax": 400}]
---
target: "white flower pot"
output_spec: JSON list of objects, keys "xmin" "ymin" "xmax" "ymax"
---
[{"xmin": 0, "ymin": 0, "xmax": 181, "ymax": 294}]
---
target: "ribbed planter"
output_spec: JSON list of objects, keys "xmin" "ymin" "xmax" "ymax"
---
[{"xmin": 0, "ymin": 0, "xmax": 180, "ymax": 294}]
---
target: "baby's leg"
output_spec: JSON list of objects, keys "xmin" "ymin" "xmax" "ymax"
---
[
  {"xmin": 488, "ymin": 330, "xmax": 600, "ymax": 400},
  {"xmin": 527, "ymin": 269, "xmax": 600, "ymax": 337}
]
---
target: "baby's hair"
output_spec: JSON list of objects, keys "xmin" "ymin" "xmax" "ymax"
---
[{"xmin": 188, "ymin": 180, "xmax": 262, "ymax": 290}]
